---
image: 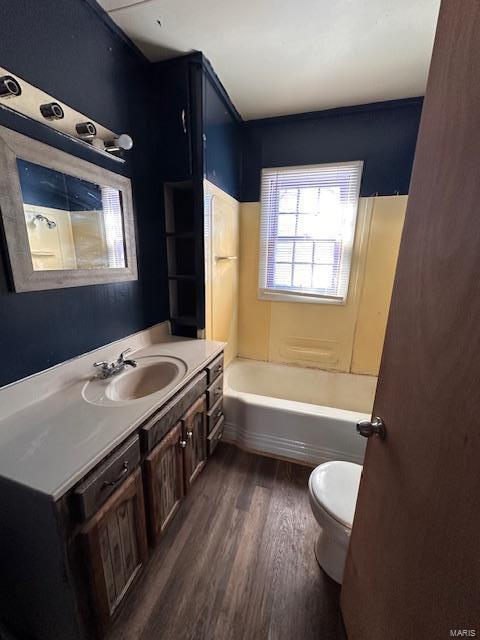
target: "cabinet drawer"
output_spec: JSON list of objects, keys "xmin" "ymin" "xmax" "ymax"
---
[
  {"xmin": 74, "ymin": 436, "xmax": 141, "ymax": 522},
  {"xmin": 208, "ymin": 415, "xmax": 224, "ymax": 456},
  {"xmin": 207, "ymin": 396, "xmax": 224, "ymax": 434},
  {"xmin": 141, "ymin": 371, "xmax": 207, "ymax": 451},
  {"xmin": 207, "ymin": 374, "xmax": 223, "ymax": 408},
  {"xmin": 206, "ymin": 353, "xmax": 224, "ymax": 384}
]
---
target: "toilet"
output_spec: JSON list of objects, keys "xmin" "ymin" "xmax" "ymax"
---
[{"xmin": 308, "ymin": 461, "xmax": 362, "ymax": 584}]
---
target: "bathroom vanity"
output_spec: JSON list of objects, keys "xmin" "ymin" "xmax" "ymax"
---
[{"xmin": 0, "ymin": 327, "xmax": 224, "ymax": 640}]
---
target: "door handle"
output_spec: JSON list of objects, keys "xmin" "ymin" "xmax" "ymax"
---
[
  {"xmin": 181, "ymin": 109, "xmax": 187, "ymax": 134},
  {"xmin": 356, "ymin": 417, "xmax": 386, "ymax": 440},
  {"xmin": 215, "ymin": 255, "xmax": 238, "ymax": 261}
]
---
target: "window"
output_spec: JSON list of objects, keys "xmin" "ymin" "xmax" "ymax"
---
[{"xmin": 258, "ymin": 161, "xmax": 363, "ymax": 304}]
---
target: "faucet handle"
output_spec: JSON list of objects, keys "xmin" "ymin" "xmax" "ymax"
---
[
  {"xmin": 93, "ymin": 361, "xmax": 108, "ymax": 368},
  {"xmin": 119, "ymin": 348, "xmax": 132, "ymax": 362}
]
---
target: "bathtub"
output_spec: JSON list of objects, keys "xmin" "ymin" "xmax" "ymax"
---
[{"xmin": 223, "ymin": 358, "xmax": 377, "ymax": 467}]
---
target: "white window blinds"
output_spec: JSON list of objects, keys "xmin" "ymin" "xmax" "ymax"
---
[
  {"xmin": 258, "ymin": 161, "xmax": 363, "ymax": 304},
  {"xmin": 101, "ymin": 186, "xmax": 127, "ymax": 269}
]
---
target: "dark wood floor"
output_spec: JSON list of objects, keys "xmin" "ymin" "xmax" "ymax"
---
[{"xmin": 107, "ymin": 443, "xmax": 346, "ymax": 640}]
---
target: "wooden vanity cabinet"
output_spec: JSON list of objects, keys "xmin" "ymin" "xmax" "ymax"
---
[
  {"xmin": 75, "ymin": 355, "xmax": 220, "ymax": 635},
  {"xmin": 13, "ymin": 352, "xmax": 224, "ymax": 640},
  {"xmin": 80, "ymin": 469, "xmax": 148, "ymax": 635},
  {"xmin": 182, "ymin": 394, "xmax": 208, "ymax": 491},
  {"xmin": 144, "ymin": 422, "xmax": 185, "ymax": 545}
]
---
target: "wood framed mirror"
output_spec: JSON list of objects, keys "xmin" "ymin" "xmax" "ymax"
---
[{"xmin": 0, "ymin": 126, "xmax": 138, "ymax": 292}]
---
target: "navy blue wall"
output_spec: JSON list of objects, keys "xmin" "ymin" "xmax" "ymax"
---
[
  {"xmin": 241, "ymin": 98, "xmax": 423, "ymax": 202},
  {"xmin": 203, "ymin": 61, "xmax": 242, "ymax": 200},
  {"xmin": 0, "ymin": 0, "xmax": 168, "ymax": 387}
]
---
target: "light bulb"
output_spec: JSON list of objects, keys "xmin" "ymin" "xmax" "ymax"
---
[
  {"xmin": 104, "ymin": 134, "xmax": 134, "ymax": 152},
  {"xmin": 116, "ymin": 134, "xmax": 133, "ymax": 150}
]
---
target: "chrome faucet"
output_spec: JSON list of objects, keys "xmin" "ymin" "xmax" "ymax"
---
[{"xmin": 93, "ymin": 348, "xmax": 138, "ymax": 379}]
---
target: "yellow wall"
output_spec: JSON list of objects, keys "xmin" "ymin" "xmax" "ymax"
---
[
  {"xmin": 238, "ymin": 196, "xmax": 407, "ymax": 376},
  {"xmin": 204, "ymin": 181, "xmax": 240, "ymax": 366}
]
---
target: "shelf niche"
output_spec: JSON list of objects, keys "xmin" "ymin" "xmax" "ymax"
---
[{"xmin": 165, "ymin": 181, "xmax": 199, "ymax": 338}]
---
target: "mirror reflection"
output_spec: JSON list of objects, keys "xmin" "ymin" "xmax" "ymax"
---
[{"xmin": 17, "ymin": 159, "xmax": 127, "ymax": 271}]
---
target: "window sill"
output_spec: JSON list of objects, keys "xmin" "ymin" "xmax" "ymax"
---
[{"xmin": 258, "ymin": 289, "xmax": 346, "ymax": 305}]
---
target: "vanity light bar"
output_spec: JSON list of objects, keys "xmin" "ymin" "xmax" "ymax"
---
[{"xmin": 0, "ymin": 66, "xmax": 132, "ymax": 162}]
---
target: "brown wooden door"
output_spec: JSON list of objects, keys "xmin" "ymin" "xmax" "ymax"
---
[
  {"xmin": 341, "ymin": 2, "xmax": 480, "ymax": 638},
  {"xmin": 144, "ymin": 422, "xmax": 185, "ymax": 544},
  {"xmin": 81, "ymin": 469, "xmax": 148, "ymax": 635},
  {"xmin": 182, "ymin": 394, "xmax": 207, "ymax": 491}
]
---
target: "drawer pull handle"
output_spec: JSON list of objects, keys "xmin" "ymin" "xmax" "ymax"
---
[
  {"xmin": 179, "ymin": 431, "xmax": 193, "ymax": 448},
  {"xmin": 214, "ymin": 389, "xmax": 222, "ymax": 397},
  {"xmin": 101, "ymin": 461, "xmax": 129, "ymax": 489}
]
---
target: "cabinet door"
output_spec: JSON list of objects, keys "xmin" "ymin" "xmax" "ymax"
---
[
  {"xmin": 81, "ymin": 469, "xmax": 148, "ymax": 635},
  {"xmin": 155, "ymin": 59, "xmax": 192, "ymax": 181},
  {"xmin": 144, "ymin": 422, "xmax": 184, "ymax": 544},
  {"xmin": 182, "ymin": 394, "xmax": 207, "ymax": 491}
]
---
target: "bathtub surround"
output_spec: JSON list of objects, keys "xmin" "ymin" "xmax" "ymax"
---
[
  {"xmin": 238, "ymin": 196, "xmax": 407, "ymax": 376},
  {"xmin": 204, "ymin": 180, "xmax": 240, "ymax": 366},
  {"xmin": 351, "ymin": 196, "xmax": 407, "ymax": 373},
  {"xmin": 234, "ymin": 100, "xmax": 417, "ymax": 376}
]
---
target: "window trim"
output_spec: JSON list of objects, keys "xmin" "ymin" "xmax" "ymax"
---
[{"xmin": 258, "ymin": 161, "xmax": 363, "ymax": 305}]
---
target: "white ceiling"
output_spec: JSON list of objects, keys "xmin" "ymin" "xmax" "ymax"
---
[{"xmin": 99, "ymin": 0, "xmax": 441, "ymax": 120}]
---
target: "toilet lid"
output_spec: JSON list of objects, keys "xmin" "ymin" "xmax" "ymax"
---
[{"xmin": 309, "ymin": 461, "xmax": 362, "ymax": 528}]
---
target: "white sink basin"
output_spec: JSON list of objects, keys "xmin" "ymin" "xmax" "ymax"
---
[
  {"xmin": 107, "ymin": 361, "xmax": 181, "ymax": 401},
  {"xmin": 82, "ymin": 355, "xmax": 187, "ymax": 406}
]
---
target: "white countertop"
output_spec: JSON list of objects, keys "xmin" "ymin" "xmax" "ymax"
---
[{"xmin": 0, "ymin": 329, "xmax": 223, "ymax": 500}]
